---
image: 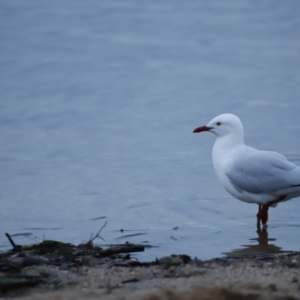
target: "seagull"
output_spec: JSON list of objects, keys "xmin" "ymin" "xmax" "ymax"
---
[{"xmin": 193, "ymin": 113, "xmax": 300, "ymax": 227}]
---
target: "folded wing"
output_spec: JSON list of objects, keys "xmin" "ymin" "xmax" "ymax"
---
[{"xmin": 227, "ymin": 150, "xmax": 300, "ymax": 194}]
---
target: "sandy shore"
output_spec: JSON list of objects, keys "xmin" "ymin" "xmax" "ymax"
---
[{"xmin": 2, "ymin": 253, "xmax": 300, "ymax": 300}]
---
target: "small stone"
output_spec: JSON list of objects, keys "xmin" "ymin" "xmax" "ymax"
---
[
  {"xmin": 23, "ymin": 270, "xmax": 41, "ymax": 278},
  {"xmin": 158, "ymin": 256, "xmax": 182, "ymax": 267},
  {"xmin": 268, "ymin": 284, "xmax": 277, "ymax": 291}
]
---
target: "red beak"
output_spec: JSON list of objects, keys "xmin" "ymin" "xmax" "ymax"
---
[{"xmin": 193, "ymin": 126, "xmax": 212, "ymax": 133}]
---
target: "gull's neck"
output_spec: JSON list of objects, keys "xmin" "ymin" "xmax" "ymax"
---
[{"xmin": 212, "ymin": 132, "xmax": 245, "ymax": 162}]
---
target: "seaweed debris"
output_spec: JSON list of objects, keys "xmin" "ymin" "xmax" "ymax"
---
[{"xmin": 0, "ymin": 227, "xmax": 152, "ymax": 295}]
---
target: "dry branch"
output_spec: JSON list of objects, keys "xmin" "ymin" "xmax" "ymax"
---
[{"xmin": 85, "ymin": 221, "xmax": 107, "ymax": 246}]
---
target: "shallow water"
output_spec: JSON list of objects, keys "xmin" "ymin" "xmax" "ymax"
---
[{"xmin": 1, "ymin": 0, "xmax": 300, "ymax": 260}]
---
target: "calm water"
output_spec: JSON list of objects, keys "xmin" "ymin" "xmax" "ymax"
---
[{"xmin": 1, "ymin": 0, "xmax": 300, "ymax": 260}]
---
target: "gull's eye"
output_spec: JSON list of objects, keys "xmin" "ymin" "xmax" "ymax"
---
[{"xmin": 216, "ymin": 122, "xmax": 222, "ymax": 126}]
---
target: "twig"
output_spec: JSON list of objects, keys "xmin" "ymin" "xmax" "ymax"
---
[
  {"xmin": 5, "ymin": 233, "xmax": 16, "ymax": 249},
  {"xmin": 86, "ymin": 221, "xmax": 107, "ymax": 246}
]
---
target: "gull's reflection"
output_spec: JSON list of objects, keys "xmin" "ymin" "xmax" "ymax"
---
[{"xmin": 223, "ymin": 227, "xmax": 292, "ymax": 257}]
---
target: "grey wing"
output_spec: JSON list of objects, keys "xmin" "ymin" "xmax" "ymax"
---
[{"xmin": 226, "ymin": 150, "xmax": 300, "ymax": 194}]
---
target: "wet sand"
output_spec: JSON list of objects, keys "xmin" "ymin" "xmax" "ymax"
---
[{"xmin": 3, "ymin": 253, "xmax": 300, "ymax": 300}]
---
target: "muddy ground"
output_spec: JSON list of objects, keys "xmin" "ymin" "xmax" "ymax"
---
[{"xmin": 1, "ymin": 237, "xmax": 300, "ymax": 300}]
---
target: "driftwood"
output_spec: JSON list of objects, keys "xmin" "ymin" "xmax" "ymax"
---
[{"xmin": 94, "ymin": 244, "xmax": 144, "ymax": 257}]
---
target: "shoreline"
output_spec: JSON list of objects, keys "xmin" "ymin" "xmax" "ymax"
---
[{"xmin": 1, "ymin": 250, "xmax": 300, "ymax": 299}]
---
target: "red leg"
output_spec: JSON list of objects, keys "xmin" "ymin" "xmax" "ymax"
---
[
  {"xmin": 256, "ymin": 204, "xmax": 262, "ymax": 228},
  {"xmin": 260, "ymin": 195, "xmax": 286, "ymax": 226},
  {"xmin": 261, "ymin": 205, "xmax": 269, "ymax": 225}
]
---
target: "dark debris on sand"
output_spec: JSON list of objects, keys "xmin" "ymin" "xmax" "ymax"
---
[
  {"xmin": 0, "ymin": 232, "xmax": 193, "ymax": 296},
  {"xmin": 1, "ymin": 232, "xmax": 300, "ymax": 298}
]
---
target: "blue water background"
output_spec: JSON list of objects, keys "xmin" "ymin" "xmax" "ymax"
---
[{"xmin": 1, "ymin": 0, "xmax": 300, "ymax": 260}]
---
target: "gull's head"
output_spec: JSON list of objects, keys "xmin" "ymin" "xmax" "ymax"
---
[{"xmin": 193, "ymin": 113, "xmax": 244, "ymax": 138}]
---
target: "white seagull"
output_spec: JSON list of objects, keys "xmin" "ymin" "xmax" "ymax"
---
[{"xmin": 193, "ymin": 113, "xmax": 300, "ymax": 227}]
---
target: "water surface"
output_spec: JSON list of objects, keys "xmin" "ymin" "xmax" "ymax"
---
[{"xmin": 1, "ymin": 0, "xmax": 300, "ymax": 260}]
